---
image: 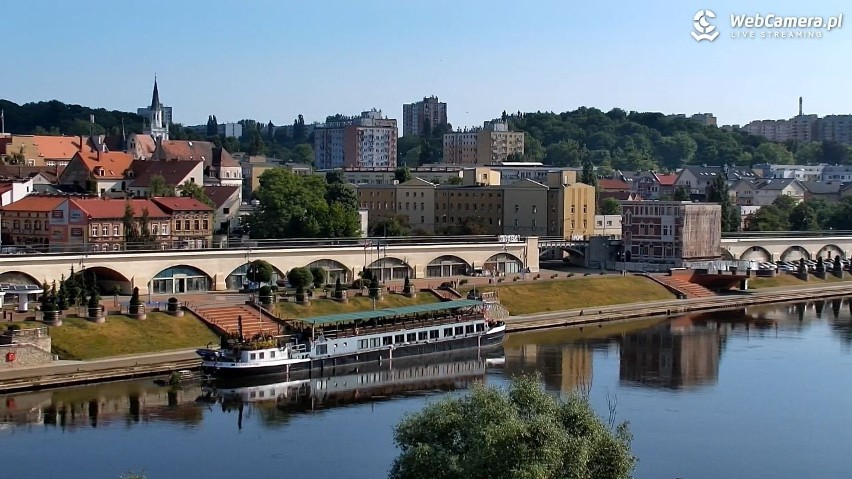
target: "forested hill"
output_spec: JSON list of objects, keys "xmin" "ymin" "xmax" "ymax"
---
[
  {"xmin": 503, "ymin": 108, "xmax": 850, "ymax": 172},
  {"xmin": 0, "ymin": 99, "xmax": 144, "ymax": 137}
]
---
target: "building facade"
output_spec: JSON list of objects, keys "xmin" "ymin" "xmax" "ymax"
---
[
  {"xmin": 314, "ymin": 110, "xmax": 398, "ymax": 169},
  {"xmin": 402, "ymin": 96, "xmax": 448, "ymax": 137},
  {"xmin": 621, "ymin": 201, "xmax": 721, "ymax": 266},
  {"xmin": 443, "ymin": 121, "xmax": 524, "ymax": 165}
]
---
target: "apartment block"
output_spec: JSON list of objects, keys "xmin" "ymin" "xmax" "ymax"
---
[
  {"xmin": 402, "ymin": 96, "xmax": 447, "ymax": 137},
  {"xmin": 314, "ymin": 110, "xmax": 398, "ymax": 169},
  {"xmin": 443, "ymin": 121, "xmax": 524, "ymax": 165}
]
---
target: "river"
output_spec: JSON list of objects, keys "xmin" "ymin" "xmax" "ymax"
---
[{"xmin": 2, "ymin": 299, "xmax": 852, "ymax": 479}]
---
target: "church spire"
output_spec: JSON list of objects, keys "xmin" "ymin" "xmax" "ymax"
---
[{"xmin": 151, "ymin": 75, "xmax": 161, "ymax": 110}]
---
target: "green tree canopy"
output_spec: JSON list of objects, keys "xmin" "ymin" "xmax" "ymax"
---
[
  {"xmin": 286, "ymin": 267, "xmax": 314, "ymax": 291},
  {"xmin": 395, "ymin": 166, "xmax": 412, "ymax": 183},
  {"xmin": 177, "ymin": 181, "xmax": 214, "ymax": 207},
  {"xmin": 599, "ymin": 197, "xmax": 621, "ymax": 215},
  {"xmin": 246, "ymin": 259, "xmax": 274, "ymax": 284},
  {"xmin": 390, "ymin": 375, "xmax": 635, "ymax": 479}
]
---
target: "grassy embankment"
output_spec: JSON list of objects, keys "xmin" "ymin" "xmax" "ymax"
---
[
  {"xmin": 749, "ymin": 272, "xmax": 852, "ymax": 289},
  {"xmin": 3, "ymin": 276, "xmax": 675, "ymax": 360}
]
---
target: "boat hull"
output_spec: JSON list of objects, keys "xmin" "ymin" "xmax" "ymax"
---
[{"xmin": 202, "ymin": 327, "xmax": 505, "ymax": 379}]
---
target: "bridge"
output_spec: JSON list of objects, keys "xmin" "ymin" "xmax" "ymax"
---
[
  {"xmin": 721, "ymin": 231, "xmax": 852, "ymax": 262},
  {"xmin": 0, "ymin": 236, "xmax": 540, "ymax": 295}
]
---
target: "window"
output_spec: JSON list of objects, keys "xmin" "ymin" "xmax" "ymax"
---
[
  {"xmin": 113, "ymin": 225, "xmax": 120, "ymax": 236},
  {"xmin": 202, "ymin": 220, "xmax": 208, "ymax": 230},
  {"xmin": 102, "ymin": 225, "xmax": 109, "ymax": 236},
  {"xmin": 194, "ymin": 220, "xmax": 200, "ymax": 230},
  {"xmin": 250, "ymin": 353, "xmax": 256, "ymax": 360},
  {"xmin": 358, "ymin": 339, "xmax": 369, "ymax": 349},
  {"xmin": 429, "ymin": 330, "xmax": 439, "ymax": 339},
  {"xmin": 223, "ymin": 207, "xmax": 230, "ymax": 214},
  {"xmin": 383, "ymin": 336, "xmax": 393, "ymax": 346},
  {"xmin": 455, "ymin": 326, "xmax": 464, "ymax": 335},
  {"xmin": 476, "ymin": 323, "xmax": 485, "ymax": 332},
  {"xmin": 418, "ymin": 331, "xmax": 428, "ymax": 341},
  {"xmin": 394, "ymin": 334, "xmax": 405, "ymax": 343},
  {"xmin": 443, "ymin": 327, "xmax": 453, "ymax": 337},
  {"xmin": 161, "ymin": 224, "xmax": 168, "ymax": 235},
  {"xmin": 113, "ymin": 244, "xmax": 120, "ymax": 251},
  {"xmin": 370, "ymin": 338, "xmax": 379, "ymax": 347},
  {"xmin": 12, "ymin": 220, "xmax": 19, "ymax": 229},
  {"xmin": 184, "ymin": 220, "xmax": 190, "ymax": 230},
  {"xmin": 316, "ymin": 344, "xmax": 327, "ymax": 355},
  {"xmin": 175, "ymin": 221, "xmax": 181, "ymax": 231},
  {"xmin": 258, "ymin": 352, "xmax": 265, "ymax": 359},
  {"xmin": 407, "ymin": 333, "xmax": 417, "ymax": 342},
  {"xmin": 151, "ymin": 224, "xmax": 157, "ymax": 235},
  {"xmin": 91, "ymin": 225, "xmax": 98, "ymax": 237}
]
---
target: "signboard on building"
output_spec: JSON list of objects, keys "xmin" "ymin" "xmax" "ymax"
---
[{"xmin": 498, "ymin": 235, "xmax": 520, "ymax": 243}]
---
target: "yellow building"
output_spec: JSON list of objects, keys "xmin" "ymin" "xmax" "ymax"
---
[
  {"xmin": 546, "ymin": 171, "xmax": 596, "ymax": 239},
  {"xmin": 443, "ymin": 121, "xmax": 524, "ymax": 165}
]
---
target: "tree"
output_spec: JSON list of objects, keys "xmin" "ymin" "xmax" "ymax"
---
[
  {"xmin": 816, "ymin": 256, "xmax": 826, "ymax": 274},
  {"xmin": 545, "ymin": 140, "xmax": 586, "ymax": 167},
  {"xmin": 580, "ymin": 159, "xmax": 597, "ymax": 188},
  {"xmin": 390, "ymin": 374, "xmax": 635, "ymax": 479},
  {"xmin": 600, "ymin": 197, "xmax": 621, "ymax": 215},
  {"xmin": 368, "ymin": 277, "xmax": 380, "ymax": 299},
  {"xmin": 419, "ymin": 139, "xmax": 435, "ymax": 164},
  {"xmin": 370, "ymin": 215, "xmax": 412, "ymax": 237},
  {"xmin": 673, "ymin": 186, "xmax": 690, "ymax": 201},
  {"xmin": 286, "ymin": 267, "xmax": 313, "ymax": 299},
  {"xmin": 325, "ymin": 182, "xmax": 358, "ymax": 212},
  {"xmin": 292, "ymin": 144, "xmax": 313, "ymax": 164},
  {"xmin": 325, "ymin": 170, "xmax": 345, "ymax": 185},
  {"xmin": 149, "ymin": 174, "xmax": 171, "ymax": 197},
  {"xmin": 309, "ymin": 267, "xmax": 325, "ymax": 288},
  {"xmin": 834, "ymin": 255, "xmax": 843, "ymax": 273},
  {"xmin": 395, "ymin": 166, "xmax": 412, "ymax": 183},
  {"xmin": 706, "ymin": 174, "xmax": 737, "ymax": 232},
  {"xmin": 789, "ymin": 202, "xmax": 821, "ymax": 231},
  {"xmin": 246, "ymin": 260, "xmax": 274, "ymax": 284},
  {"xmin": 177, "ymin": 181, "xmax": 214, "ymax": 207},
  {"xmin": 123, "ymin": 202, "xmax": 140, "ymax": 246}
]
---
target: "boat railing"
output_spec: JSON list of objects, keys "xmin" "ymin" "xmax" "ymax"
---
[{"xmin": 323, "ymin": 314, "xmax": 487, "ymax": 339}]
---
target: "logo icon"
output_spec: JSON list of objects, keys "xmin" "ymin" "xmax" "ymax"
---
[{"xmin": 692, "ymin": 10, "xmax": 720, "ymax": 41}]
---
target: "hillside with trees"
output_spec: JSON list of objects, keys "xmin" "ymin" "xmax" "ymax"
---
[
  {"xmin": 0, "ymin": 99, "xmax": 144, "ymax": 136},
  {"xmin": 502, "ymin": 109, "xmax": 852, "ymax": 172}
]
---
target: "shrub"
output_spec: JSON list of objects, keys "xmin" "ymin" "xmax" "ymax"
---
[
  {"xmin": 7, "ymin": 324, "xmax": 21, "ymax": 331},
  {"xmin": 369, "ymin": 278, "xmax": 380, "ymax": 299},
  {"xmin": 129, "ymin": 287, "xmax": 141, "ymax": 306},
  {"xmin": 259, "ymin": 285, "xmax": 272, "ymax": 305},
  {"xmin": 310, "ymin": 267, "xmax": 325, "ymax": 289},
  {"xmin": 458, "ymin": 279, "xmax": 468, "ymax": 285},
  {"xmin": 88, "ymin": 293, "xmax": 100, "ymax": 310}
]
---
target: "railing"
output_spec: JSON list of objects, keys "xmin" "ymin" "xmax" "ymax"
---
[{"xmin": 723, "ymin": 230, "xmax": 852, "ymax": 239}]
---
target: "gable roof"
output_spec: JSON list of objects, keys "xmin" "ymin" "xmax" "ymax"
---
[
  {"xmin": 0, "ymin": 195, "xmax": 65, "ymax": 212},
  {"xmin": 151, "ymin": 196, "xmax": 213, "ymax": 212},
  {"xmin": 0, "ymin": 164, "xmax": 61, "ymax": 181},
  {"xmin": 506, "ymin": 178, "xmax": 548, "ymax": 189},
  {"xmin": 157, "ymin": 140, "xmax": 215, "ymax": 163},
  {"xmin": 71, "ymin": 198, "xmax": 168, "ymax": 219},
  {"xmin": 400, "ymin": 177, "xmax": 437, "ymax": 187},
  {"xmin": 799, "ymin": 181, "xmax": 842, "ymax": 194},
  {"xmin": 754, "ymin": 178, "xmax": 800, "ymax": 191},
  {"xmin": 213, "ymin": 147, "xmax": 239, "ymax": 168},
  {"xmin": 130, "ymin": 159, "xmax": 202, "ymax": 187},
  {"xmin": 131, "ymin": 134, "xmax": 157, "ymax": 158},
  {"xmin": 73, "ymin": 151, "xmax": 135, "ymax": 180},
  {"xmin": 203, "ymin": 185, "xmax": 240, "ymax": 208},
  {"xmin": 598, "ymin": 179, "xmax": 631, "ymax": 191},
  {"xmin": 657, "ymin": 174, "xmax": 678, "ymax": 186},
  {"xmin": 28, "ymin": 135, "xmax": 84, "ymax": 159}
]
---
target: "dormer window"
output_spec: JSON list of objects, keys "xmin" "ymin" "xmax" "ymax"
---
[{"xmin": 94, "ymin": 167, "xmax": 105, "ymax": 176}]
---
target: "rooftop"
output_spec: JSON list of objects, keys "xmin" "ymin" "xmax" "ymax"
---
[{"xmin": 292, "ymin": 299, "xmax": 483, "ymax": 326}]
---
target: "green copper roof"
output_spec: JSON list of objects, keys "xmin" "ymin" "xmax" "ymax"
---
[{"xmin": 292, "ymin": 299, "xmax": 483, "ymax": 326}]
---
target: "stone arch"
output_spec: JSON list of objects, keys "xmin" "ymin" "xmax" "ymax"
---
[
  {"xmin": 426, "ymin": 255, "xmax": 471, "ymax": 278},
  {"xmin": 304, "ymin": 259, "xmax": 352, "ymax": 285},
  {"xmin": 780, "ymin": 246, "xmax": 811, "ymax": 262},
  {"xmin": 78, "ymin": 266, "xmax": 132, "ymax": 295},
  {"xmin": 0, "ymin": 270, "xmax": 41, "ymax": 285},
  {"xmin": 151, "ymin": 265, "xmax": 212, "ymax": 294},
  {"xmin": 720, "ymin": 249, "xmax": 735, "ymax": 261},
  {"xmin": 225, "ymin": 262, "xmax": 286, "ymax": 290},
  {"xmin": 817, "ymin": 244, "xmax": 844, "ymax": 260},
  {"xmin": 366, "ymin": 257, "xmax": 413, "ymax": 282},
  {"xmin": 483, "ymin": 252, "xmax": 524, "ymax": 275},
  {"xmin": 739, "ymin": 246, "xmax": 772, "ymax": 262}
]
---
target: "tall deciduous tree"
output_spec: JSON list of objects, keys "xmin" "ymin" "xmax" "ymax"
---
[
  {"xmin": 149, "ymin": 174, "xmax": 171, "ymax": 197},
  {"xmin": 706, "ymin": 174, "xmax": 737, "ymax": 232},
  {"xmin": 600, "ymin": 197, "xmax": 621, "ymax": 215},
  {"xmin": 390, "ymin": 375, "xmax": 636, "ymax": 479}
]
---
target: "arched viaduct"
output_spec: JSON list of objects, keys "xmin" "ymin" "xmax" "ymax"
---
[
  {"xmin": 721, "ymin": 235, "xmax": 852, "ymax": 262},
  {"xmin": 0, "ymin": 237, "xmax": 539, "ymax": 295}
]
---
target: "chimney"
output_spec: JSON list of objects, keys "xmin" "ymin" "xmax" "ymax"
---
[{"xmin": 799, "ymin": 96, "xmax": 803, "ymax": 116}]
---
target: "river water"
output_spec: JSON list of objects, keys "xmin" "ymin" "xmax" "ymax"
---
[{"xmin": 3, "ymin": 299, "xmax": 852, "ymax": 479}]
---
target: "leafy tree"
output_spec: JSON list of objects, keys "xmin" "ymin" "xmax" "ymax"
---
[
  {"xmin": 706, "ymin": 174, "xmax": 737, "ymax": 232},
  {"xmin": 600, "ymin": 197, "xmax": 621, "ymax": 215},
  {"xmin": 246, "ymin": 260, "xmax": 274, "ymax": 284},
  {"xmin": 258, "ymin": 285, "xmax": 272, "ymax": 305},
  {"xmin": 309, "ymin": 266, "xmax": 325, "ymax": 288},
  {"xmin": 580, "ymin": 159, "xmax": 597, "ymax": 187},
  {"xmin": 753, "ymin": 142, "xmax": 795, "ymax": 165},
  {"xmin": 395, "ymin": 166, "xmax": 412, "ymax": 183},
  {"xmin": 390, "ymin": 374, "xmax": 635, "ymax": 479},
  {"xmin": 149, "ymin": 174, "xmax": 171, "ymax": 197},
  {"xmin": 370, "ymin": 215, "xmax": 412, "ymax": 237},
  {"xmin": 287, "ymin": 267, "xmax": 313, "ymax": 299},
  {"xmin": 177, "ymin": 181, "xmax": 214, "ymax": 207},
  {"xmin": 292, "ymin": 144, "xmax": 313, "ymax": 164},
  {"xmin": 673, "ymin": 186, "xmax": 690, "ymax": 201},
  {"xmin": 325, "ymin": 182, "xmax": 358, "ymax": 212},
  {"xmin": 368, "ymin": 277, "xmax": 380, "ymax": 299},
  {"xmin": 816, "ymin": 256, "xmax": 826, "ymax": 274},
  {"xmin": 325, "ymin": 170, "xmax": 345, "ymax": 185},
  {"xmin": 419, "ymin": 139, "xmax": 435, "ymax": 164},
  {"xmin": 746, "ymin": 205, "xmax": 790, "ymax": 231},
  {"xmin": 397, "ymin": 135, "xmax": 422, "ymax": 165},
  {"xmin": 546, "ymin": 140, "xmax": 586, "ymax": 167},
  {"xmin": 789, "ymin": 202, "xmax": 821, "ymax": 231}
]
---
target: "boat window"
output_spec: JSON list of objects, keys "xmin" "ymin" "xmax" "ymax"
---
[
  {"xmin": 465, "ymin": 325, "xmax": 474, "ymax": 334},
  {"xmin": 394, "ymin": 334, "xmax": 404, "ymax": 343},
  {"xmin": 407, "ymin": 333, "xmax": 417, "ymax": 342},
  {"xmin": 270, "ymin": 351, "xmax": 276, "ymax": 358},
  {"xmin": 316, "ymin": 344, "xmax": 328, "ymax": 355},
  {"xmin": 258, "ymin": 352, "xmax": 265, "ymax": 359},
  {"xmin": 418, "ymin": 331, "xmax": 428, "ymax": 341},
  {"xmin": 429, "ymin": 330, "xmax": 439, "ymax": 339},
  {"xmin": 476, "ymin": 323, "xmax": 485, "ymax": 332},
  {"xmin": 370, "ymin": 338, "xmax": 380, "ymax": 347},
  {"xmin": 444, "ymin": 327, "xmax": 453, "ymax": 337},
  {"xmin": 383, "ymin": 336, "xmax": 393, "ymax": 346},
  {"xmin": 250, "ymin": 353, "xmax": 256, "ymax": 360},
  {"xmin": 455, "ymin": 326, "xmax": 464, "ymax": 335},
  {"xmin": 358, "ymin": 339, "xmax": 369, "ymax": 349}
]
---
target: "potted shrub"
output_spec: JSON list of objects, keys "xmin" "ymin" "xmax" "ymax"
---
[
  {"xmin": 287, "ymin": 267, "xmax": 313, "ymax": 305},
  {"xmin": 815, "ymin": 257, "xmax": 827, "ymax": 280},
  {"xmin": 88, "ymin": 292, "xmax": 104, "ymax": 323},
  {"xmin": 333, "ymin": 277, "xmax": 348, "ymax": 303},
  {"xmin": 166, "ymin": 297, "xmax": 183, "ymax": 317},
  {"xmin": 128, "ymin": 287, "xmax": 146, "ymax": 320},
  {"xmin": 402, "ymin": 276, "xmax": 416, "ymax": 298},
  {"xmin": 797, "ymin": 258, "xmax": 809, "ymax": 281},
  {"xmin": 42, "ymin": 295, "xmax": 61, "ymax": 326},
  {"xmin": 833, "ymin": 256, "xmax": 844, "ymax": 278},
  {"xmin": 259, "ymin": 285, "xmax": 273, "ymax": 306}
]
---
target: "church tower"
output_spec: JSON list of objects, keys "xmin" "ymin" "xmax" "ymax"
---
[{"xmin": 143, "ymin": 77, "xmax": 169, "ymax": 141}]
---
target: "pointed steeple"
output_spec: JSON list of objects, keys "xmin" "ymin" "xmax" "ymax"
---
[{"xmin": 151, "ymin": 75, "xmax": 161, "ymax": 110}]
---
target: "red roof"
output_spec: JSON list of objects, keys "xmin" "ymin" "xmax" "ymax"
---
[
  {"xmin": 71, "ymin": 198, "xmax": 168, "ymax": 219},
  {"xmin": 73, "ymin": 151, "xmax": 134, "ymax": 179},
  {"xmin": 657, "ymin": 174, "xmax": 678, "ymax": 186},
  {"xmin": 203, "ymin": 185, "xmax": 240, "ymax": 208},
  {"xmin": 131, "ymin": 159, "xmax": 201, "ymax": 187},
  {"xmin": 29, "ymin": 135, "xmax": 84, "ymax": 159},
  {"xmin": 151, "ymin": 196, "xmax": 213, "ymax": 212},
  {"xmin": 598, "ymin": 179, "xmax": 631, "ymax": 191},
  {"xmin": 0, "ymin": 196, "xmax": 66, "ymax": 212}
]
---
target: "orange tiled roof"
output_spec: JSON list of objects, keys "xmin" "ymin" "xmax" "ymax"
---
[
  {"xmin": 70, "ymin": 198, "xmax": 168, "ymax": 219},
  {"xmin": 598, "ymin": 179, "xmax": 631, "ymax": 191},
  {"xmin": 29, "ymin": 135, "xmax": 85, "ymax": 159},
  {"xmin": 151, "ymin": 196, "xmax": 213, "ymax": 212},
  {"xmin": 657, "ymin": 174, "xmax": 678, "ymax": 186},
  {"xmin": 73, "ymin": 151, "xmax": 135, "ymax": 179},
  {"xmin": 0, "ymin": 195, "xmax": 66, "ymax": 212}
]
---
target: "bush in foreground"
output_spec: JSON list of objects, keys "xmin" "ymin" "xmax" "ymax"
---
[{"xmin": 390, "ymin": 375, "xmax": 635, "ymax": 479}]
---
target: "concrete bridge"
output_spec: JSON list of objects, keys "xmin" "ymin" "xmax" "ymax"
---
[
  {"xmin": 721, "ymin": 231, "xmax": 852, "ymax": 262},
  {"xmin": 0, "ymin": 236, "xmax": 539, "ymax": 295}
]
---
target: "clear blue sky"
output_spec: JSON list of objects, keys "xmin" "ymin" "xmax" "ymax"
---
[{"xmin": 4, "ymin": 0, "xmax": 850, "ymax": 128}]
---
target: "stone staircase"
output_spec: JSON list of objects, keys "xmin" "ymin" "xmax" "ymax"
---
[
  {"xmin": 188, "ymin": 303, "xmax": 282, "ymax": 337},
  {"xmin": 427, "ymin": 287, "xmax": 463, "ymax": 301},
  {"xmin": 650, "ymin": 274, "xmax": 717, "ymax": 299}
]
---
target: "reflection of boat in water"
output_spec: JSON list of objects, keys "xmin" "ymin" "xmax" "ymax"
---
[{"xmin": 200, "ymin": 349, "xmax": 504, "ymax": 411}]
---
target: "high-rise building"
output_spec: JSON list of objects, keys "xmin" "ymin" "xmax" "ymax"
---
[
  {"xmin": 137, "ymin": 78, "xmax": 170, "ymax": 142},
  {"xmin": 740, "ymin": 97, "xmax": 852, "ymax": 144},
  {"xmin": 314, "ymin": 110, "xmax": 397, "ymax": 169},
  {"xmin": 443, "ymin": 121, "xmax": 524, "ymax": 165},
  {"xmin": 403, "ymin": 96, "xmax": 447, "ymax": 136}
]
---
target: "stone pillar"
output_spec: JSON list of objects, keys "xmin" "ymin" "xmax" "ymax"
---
[
  {"xmin": 212, "ymin": 273, "xmax": 228, "ymax": 291},
  {"xmin": 16, "ymin": 293, "xmax": 31, "ymax": 312},
  {"xmin": 413, "ymin": 264, "xmax": 425, "ymax": 279},
  {"xmin": 524, "ymin": 236, "xmax": 540, "ymax": 273},
  {"xmin": 132, "ymin": 275, "xmax": 151, "ymax": 295}
]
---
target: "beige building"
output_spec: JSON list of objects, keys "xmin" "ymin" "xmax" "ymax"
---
[
  {"xmin": 594, "ymin": 214, "xmax": 622, "ymax": 237},
  {"xmin": 396, "ymin": 178, "xmax": 437, "ymax": 234},
  {"xmin": 503, "ymin": 179, "xmax": 549, "ymax": 237},
  {"xmin": 356, "ymin": 184, "xmax": 398, "ymax": 223},
  {"xmin": 443, "ymin": 121, "xmax": 524, "ymax": 165},
  {"xmin": 435, "ymin": 185, "xmax": 504, "ymax": 235}
]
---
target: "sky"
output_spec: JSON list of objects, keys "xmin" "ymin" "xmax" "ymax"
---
[{"xmin": 3, "ymin": 0, "xmax": 851, "ymax": 129}]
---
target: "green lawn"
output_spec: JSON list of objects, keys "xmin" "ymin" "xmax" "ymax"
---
[
  {"xmin": 44, "ymin": 312, "xmax": 220, "ymax": 360},
  {"xmin": 276, "ymin": 293, "xmax": 439, "ymax": 319},
  {"xmin": 461, "ymin": 276, "xmax": 676, "ymax": 315},
  {"xmin": 750, "ymin": 272, "xmax": 852, "ymax": 289}
]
